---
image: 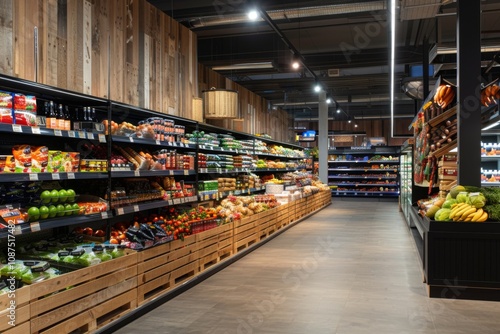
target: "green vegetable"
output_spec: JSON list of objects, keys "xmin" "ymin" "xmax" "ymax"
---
[
  {"xmin": 469, "ymin": 193, "xmax": 486, "ymax": 208},
  {"xmin": 481, "ymin": 187, "xmax": 500, "ymax": 204},
  {"xmin": 442, "ymin": 199, "xmax": 457, "ymax": 209},
  {"xmin": 456, "ymin": 192, "xmax": 468, "ymax": 203},
  {"xmin": 484, "ymin": 204, "xmax": 500, "ymax": 221},
  {"xmin": 434, "ymin": 208, "xmax": 451, "ymax": 221}
]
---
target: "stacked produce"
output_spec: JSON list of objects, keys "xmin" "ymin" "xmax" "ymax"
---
[
  {"xmin": 186, "ymin": 131, "xmax": 219, "ymax": 148},
  {"xmin": 219, "ymin": 134, "xmax": 242, "ymax": 150},
  {"xmin": 433, "ymin": 84, "xmax": 455, "ymax": 110},
  {"xmin": 428, "ymin": 118, "xmax": 457, "ymax": 152},
  {"xmin": 102, "ymin": 117, "xmax": 185, "ymax": 142},
  {"xmin": 254, "ymin": 140, "xmax": 269, "ymax": 153},
  {"xmin": 480, "ymin": 83, "xmax": 500, "ymax": 107},
  {"xmin": 268, "ymin": 145, "xmax": 305, "ymax": 158},
  {"xmin": 0, "ymin": 261, "xmax": 61, "ymax": 286},
  {"xmin": 113, "ymin": 145, "xmax": 194, "ymax": 171},
  {"xmin": 218, "ymin": 178, "xmax": 236, "ymax": 192},
  {"xmin": 216, "ymin": 195, "xmax": 270, "ymax": 223},
  {"xmin": 27, "ymin": 188, "xmax": 81, "ymax": 221}
]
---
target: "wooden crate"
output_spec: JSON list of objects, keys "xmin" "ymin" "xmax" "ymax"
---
[
  {"xmin": 218, "ymin": 223, "xmax": 234, "ymax": 261},
  {"xmin": 233, "ymin": 215, "xmax": 260, "ymax": 253},
  {"xmin": 196, "ymin": 223, "xmax": 233, "ymax": 271},
  {"xmin": 29, "ymin": 250, "xmax": 138, "ymax": 334},
  {"xmin": 0, "ymin": 285, "xmax": 30, "ymax": 333},
  {"xmin": 258, "ymin": 209, "xmax": 277, "ymax": 239},
  {"xmin": 136, "ymin": 236, "xmax": 199, "ymax": 305}
]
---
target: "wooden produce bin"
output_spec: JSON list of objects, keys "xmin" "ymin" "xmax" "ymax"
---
[
  {"xmin": 0, "ymin": 285, "xmax": 31, "ymax": 334},
  {"xmin": 196, "ymin": 223, "xmax": 233, "ymax": 272},
  {"xmin": 136, "ymin": 236, "xmax": 199, "ymax": 305},
  {"xmin": 258, "ymin": 208, "xmax": 278, "ymax": 239},
  {"xmin": 29, "ymin": 251, "xmax": 138, "ymax": 334},
  {"xmin": 233, "ymin": 214, "xmax": 261, "ymax": 253},
  {"xmin": 275, "ymin": 203, "xmax": 290, "ymax": 231}
]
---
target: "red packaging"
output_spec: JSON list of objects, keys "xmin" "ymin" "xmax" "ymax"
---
[
  {"xmin": 0, "ymin": 107, "xmax": 13, "ymax": 124},
  {"xmin": 0, "ymin": 91, "xmax": 13, "ymax": 108},
  {"xmin": 14, "ymin": 109, "xmax": 37, "ymax": 126},
  {"xmin": 14, "ymin": 93, "xmax": 37, "ymax": 111}
]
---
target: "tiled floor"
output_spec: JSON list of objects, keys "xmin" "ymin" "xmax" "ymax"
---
[{"xmin": 114, "ymin": 199, "xmax": 500, "ymax": 334}]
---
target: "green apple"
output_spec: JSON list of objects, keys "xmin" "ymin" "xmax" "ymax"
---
[
  {"xmin": 71, "ymin": 203, "xmax": 80, "ymax": 215},
  {"xmin": 27, "ymin": 207, "xmax": 40, "ymax": 221},
  {"xmin": 58, "ymin": 189, "xmax": 68, "ymax": 203},
  {"xmin": 40, "ymin": 190, "xmax": 52, "ymax": 204},
  {"xmin": 66, "ymin": 189, "xmax": 76, "ymax": 203},
  {"xmin": 39, "ymin": 206, "xmax": 50, "ymax": 219},
  {"xmin": 50, "ymin": 189, "xmax": 60, "ymax": 203},
  {"xmin": 64, "ymin": 204, "xmax": 73, "ymax": 216},
  {"xmin": 56, "ymin": 204, "xmax": 65, "ymax": 217},
  {"xmin": 48, "ymin": 205, "xmax": 58, "ymax": 218}
]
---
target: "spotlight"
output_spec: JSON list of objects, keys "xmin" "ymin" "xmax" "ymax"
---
[
  {"xmin": 247, "ymin": 9, "xmax": 259, "ymax": 21},
  {"xmin": 348, "ymin": 119, "xmax": 352, "ymax": 123},
  {"xmin": 326, "ymin": 98, "xmax": 332, "ymax": 104},
  {"xmin": 292, "ymin": 59, "xmax": 300, "ymax": 69},
  {"xmin": 336, "ymin": 108, "xmax": 340, "ymax": 114},
  {"xmin": 314, "ymin": 83, "xmax": 321, "ymax": 92},
  {"xmin": 354, "ymin": 123, "xmax": 358, "ymax": 128}
]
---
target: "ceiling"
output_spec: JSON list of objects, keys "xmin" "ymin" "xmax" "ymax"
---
[{"xmin": 147, "ymin": 0, "xmax": 500, "ymax": 124}]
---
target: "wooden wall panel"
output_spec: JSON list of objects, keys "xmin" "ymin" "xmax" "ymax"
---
[{"xmin": 0, "ymin": 0, "xmax": 13, "ymax": 76}]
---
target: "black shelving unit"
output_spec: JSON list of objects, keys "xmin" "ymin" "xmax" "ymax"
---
[{"xmin": 328, "ymin": 146, "xmax": 401, "ymax": 199}]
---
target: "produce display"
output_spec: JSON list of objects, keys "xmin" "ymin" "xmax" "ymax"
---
[
  {"xmin": 480, "ymin": 83, "xmax": 500, "ymax": 107},
  {"xmin": 102, "ymin": 117, "xmax": 185, "ymax": 142},
  {"xmin": 0, "ymin": 90, "xmax": 37, "ymax": 126},
  {"xmin": 216, "ymin": 195, "xmax": 274, "ymax": 223},
  {"xmin": 113, "ymin": 145, "xmax": 194, "ymax": 171}
]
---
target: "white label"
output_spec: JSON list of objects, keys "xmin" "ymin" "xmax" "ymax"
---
[
  {"xmin": 133, "ymin": 205, "xmax": 139, "ymax": 212},
  {"xmin": 156, "ymin": 140, "xmax": 161, "ymax": 145},
  {"xmin": 78, "ymin": 131, "xmax": 86, "ymax": 139},
  {"xmin": 54, "ymin": 129, "xmax": 62, "ymax": 136},
  {"xmin": 204, "ymin": 195, "xmax": 209, "ymax": 201},
  {"xmin": 184, "ymin": 170, "xmax": 189, "ymax": 176},
  {"xmin": 169, "ymin": 170, "xmax": 174, "ymax": 175},
  {"xmin": 14, "ymin": 225, "xmax": 22, "ymax": 235},
  {"xmin": 101, "ymin": 211, "xmax": 109, "ymax": 219},
  {"xmin": 31, "ymin": 127, "xmax": 41, "ymax": 134},
  {"xmin": 173, "ymin": 199, "xmax": 180, "ymax": 205},
  {"xmin": 167, "ymin": 141, "xmax": 172, "ymax": 146},
  {"xmin": 67, "ymin": 172, "xmax": 75, "ymax": 179},
  {"xmin": 12, "ymin": 124, "xmax": 23, "ymax": 133},
  {"xmin": 129, "ymin": 137, "xmax": 134, "ymax": 142},
  {"xmin": 179, "ymin": 143, "xmax": 185, "ymax": 147},
  {"xmin": 51, "ymin": 173, "xmax": 60, "ymax": 180},
  {"xmin": 173, "ymin": 142, "xmax": 177, "ymax": 147},
  {"xmin": 30, "ymin": 222, "xmax": 41, "ymax": 232},
  {"xmin": 201, "ymin": 145, "xmax": 205, "ymax": 149},
  {"xmin": 134, "ymin": 170, "xmax": 141, "ymax": 177},
  {"xmin": 210, "ymin": 146, "xmax": 214, "ymax": 150},
  {"xmin": 29, "ymin": 173, "xmax": 39, "ymax": 181},
  {"xmin": 87, "ymin": 133, "xmax": 95, "ymax": 140},
  {"xmin": 68, "ymin": 131, "xmax": 76, "ymax": 138},
  {"xmin": 117, "ymin": 208, "xmax": 125, "ymax": 215},
  {"xmin": 98, "ymin": 134, "xmax": 106, "ymax": 143},
  {"xmin": 221, "ymin": 147, "xmax": 224, "ymax": 151}
]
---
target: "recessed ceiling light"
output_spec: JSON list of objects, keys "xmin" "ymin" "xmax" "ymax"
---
[
  {"xmin": 292, "ymin": 61, "xmax": 300, "ymax": 69},
  {"xmin": 336, "ymin": 108, "xmax": 340, "ymax": 113},
  {"xmin": 248, "ymin": 9, "xmax": 259, "ymax": 21},
  {"xmin": 348, "ymin": 119, "xmax": 352, "ymax": 123},
  {"xmin": 354, "ymin": 123, "xmax": 358, "ymax": 128},
  {"xmin": 314, "ymin": 83, "xmax": 322, "ymax": 92},
  {"xmin": 326, "ymin": 98, "xmax": 332, "ymax": 104}
]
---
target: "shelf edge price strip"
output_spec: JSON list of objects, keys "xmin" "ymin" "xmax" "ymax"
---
[
  {"xmin": 30, "ymin": 222, "xmax": 41, "ymax": 233},
  {"xmin": 12, "ymin": 124, "xmax": 23, "ymax": 133}
]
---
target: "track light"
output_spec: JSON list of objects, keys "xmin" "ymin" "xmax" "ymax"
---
[
  {"xmin": 247, "ymin": 9, "xmax": 259, "ymax": 21},
  {"xmin": 336, "ymin": 108, "xmax": 340, "ymax": 114},
  {"xmin": 314, "ymin": 83, "xmax": 322, "ymax": 93},
  {"xmin": 354, "ymin": 123, "xmax": 358, "ymax": 128},
  {"xmin": 348, "ymin": 119, "xmax": 352, "ymax": 123},
  {"xmin": 326, "ymin": 98, "xmax": 332, "ymax": 104},
  {"xmin": 292, "ymin": 59, "xmax": 300, "ymax": 69}
]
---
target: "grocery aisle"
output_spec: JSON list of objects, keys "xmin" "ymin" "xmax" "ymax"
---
[{"xmin": 113, "ymin": 199, "xmax": 500, "ymax": 334}]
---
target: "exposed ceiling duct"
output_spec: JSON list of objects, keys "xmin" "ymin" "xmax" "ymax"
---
[
  {"xmin": 182, "ymin": 1, "xmax": 387, "ymax": 28},
  {"xmin": 400, "ymin": 0, "xmax": 451, "ymax": 21}
]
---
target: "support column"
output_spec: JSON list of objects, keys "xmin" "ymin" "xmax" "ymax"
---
[
  {"xmin": 457, "ymin": 0, "xmax": 481, "ymax": 187},
  {"xmin": 318, "ymin": 90, "xmax": 328, "ymax": 184}
]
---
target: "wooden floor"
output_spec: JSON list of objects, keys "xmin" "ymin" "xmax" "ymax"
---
[{"xmin": 114, "ymin": 199, "xmax": 500, "ymax": 334}]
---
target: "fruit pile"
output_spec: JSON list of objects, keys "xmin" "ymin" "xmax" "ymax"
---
[{"xmin": 28, "ymin": 189, "xmax": 80, "ymax": 221}]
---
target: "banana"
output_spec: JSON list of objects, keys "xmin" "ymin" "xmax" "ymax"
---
[
  {"xmin": 449, "ymin": 203, "xmax": 468, "ymax": 219},
  {"xmin": 450, "ymin": 203, "xmax": 459, "ymax": 209},
  {"xmin": 464, "ymin": 216, "xmax": 472, "ymax": 222},
  {"xmin": 471, "ymin": 208, "xmax": 484, "ymax": 222},
  {"xmin": 476, "ymin": 211, "xmax": 488, "ymax": 222},
  {"xmin": 460, "ymin": 207, "xmax": 477, "ymax": 221},
  {"xmin": 452, "ymin": 205, "xmax": 472, "ymax": 221}
]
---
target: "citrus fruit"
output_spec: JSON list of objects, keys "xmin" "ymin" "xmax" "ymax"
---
[
  {"xmin": 50, "ymin": 189, "xmax": 60, "ymax": 203},
  {"xmin": 48, "ymin": 205, "xmax": 58, "ymax": 218},
  {"xmin": 40, "ymin": 190, "xmax": 52, "ymax": 204},
  {"xmin": 39, "ymin": 206, "xmax": 50, "ymax": 219},
  {"xmin": 58, "ymin": 189, "xmax": 68, "ymax": 203},
  {"xmin": 56, "ymin": 204, "xmax": 65, "ymax": 217},
  {"xmin": 27, "ymin": 207, "xmax": 40, "ymax": 221}
]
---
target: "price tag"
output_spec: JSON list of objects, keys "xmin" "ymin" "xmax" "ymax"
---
[
  {"xmin": 54, "ymin": 129, "xmax": 62, "ymax": 136},
  {"xmin": 200, "ymin": 145, "xmax": 205, "ymax": 149},
  {"xmin": 117, "ymin": 208, "xmax": 125, "ymax": 215},
  {"xmin": 67, "ymin": 172, "xmax": 75, "ymax": 179},
  {"xmin": 12, "ymin": 124, "xmax": 23, "ymax": 133},
  {"xmin": 14, "ymin": 225, "xmax": 22, "ymax": 235},
  {"xmin": 30, "ymin": 222, "xmax": 41, "ymax": 232},
  {"xmin": 87, "ymin": 133, "xmax": 95, "ymax": 140},
  {"xmin": 210, "ymin": 146, "xmax": 214, "ymax": 150},
  {"xmin": 204, "ymin": 195, "xmax": 209, "ymax": 201},
  {"xmin": 184, "ymin": 170, "xmax": 189, "ymax": 176},
  {"xmin": 221, "ymin": 147, "xmax": 225, "ymax": 151},
  {"xmin": 29, "ymin": 173, "xmax": 39, "ymax": 181},
  {"xmin": 179, "ymin": 143, "xmax": 185, "ymax": 147},
  {"xmin": 133, "ymin": 205, "xmax": 140, "ymax": 212},
  {"xmin": 101, "ymin": 211, "xmax": 109, "ymax": 219},
  {"xmin": 173, "ymin": 142, "xmax": 178, "ymax": 147},
  {"xmin": 174, "ymin": 199, "xmax": 180, "ymax": 205},
  {"xmin": 180, "ymin": 198, "xmax": 185, "ymax": 203},
  {"xmin": 235, "ymin": 149, "xmax": 239, "ymax": 154},
  {"xmin": 129, "ymin": 137, "xmax": 134, "ymax": 143},
  {"xmin": 68, "ymin": 131, "xmax": 76, "ymax": 138},
  {"xmin": 167, "ymin": 141, "xmax": 172, "ymax": 146},
  {"xmin": 169, "ymin": 170, "xmax": 174, "ymax": 175},
  {"xmin": 51, "ymin": 173, "xmax": 60, "ymax": 180},
  {"xmin": 134, "ymin": 170, "xmax": 141, "ymax": 177},
  {"xmin": 78, "ymin": 131, "xmax": 86, "ymax": 139},
  {"xmin": 98, "ymin": 134, "xmax": 106, "ymax": 143},
  {"xmin": 31, "ymin": 127, "xmax": 41, "ymax": 134},
  {"xmin": 156, "ymin": 140, "xmax": 161, "ymax": 145}
]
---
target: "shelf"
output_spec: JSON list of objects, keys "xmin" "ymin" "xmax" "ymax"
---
[
  {"xmin": 110, "ymin": 169, "xmax": 196, "ymax": 178},
  {"xmin": 0, "ymin": 123, "xmax": 107, "ymax": 142},
  {"xmin": 252, "ymin": 168, "xmax": 299, "ymax": 172},
  {"xmin": 113, "ymin": 196, "xmax": 198, "ymax": 216},
  {"xmin": 481, "ymin": 155, "xmax": 500, "ymax": 160},
  {"xmin": 328, "ymin": 168, "xmax": 398, "ymax": 172},
  {"xmin": 199, "ymin": 168, "xmax": 252, "ymax": 174},
  {"xmin": 0, "ymin": 172, "xmax": 109, "ymax": 182},
  {"xmin": 112, "ymin": 135, "xmax": 196, "ymax": 149},
  {"xmin": 328, "ymin": 160, "xmax": 399, "ymax": 164},
  {"xmin": 329, "ymin": 175, "xmax": 398, "ymax": 180},
  {"xmin": 481, "ymin": 182, "xmax": 500, "ymax": 186},
  {"xmin": 0, "ymin": 211, "xmax": 112, "ymax": 238},
  {"xmin": 331, "ymin": 190, "xmax": 400, "ymax": 197},
  {"xmin": 198, "ymin": 145, "xmax": 252, "ymax": 155},
  {"xmin": 198, "ymin": 187, "xmax": 266, "ymax": 201},
  {"xmin": 329, "ymin": 183, "xmax": 399, "ymax": 187}
]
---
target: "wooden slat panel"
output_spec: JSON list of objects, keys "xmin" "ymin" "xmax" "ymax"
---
[
  {"xmin": 109, "ymin": 0, "xmax": 125, "ymax": 102},
  {"xmin": 0, "ymin": 1, "xmax": 14, "ymax": 76},
  {"xmin": 66, "ymin": 0, "xmax": 84, "ymax": 93},
  {"xmin": 91, "ymin": 0, "xmax": 110, "ymax": 98}
]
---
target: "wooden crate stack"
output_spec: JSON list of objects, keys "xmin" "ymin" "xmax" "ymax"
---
[{"xmin": 438, "ymin": 153, "xmax": 458, "ymax": 197}]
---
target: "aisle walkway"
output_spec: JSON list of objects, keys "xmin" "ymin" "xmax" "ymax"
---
[{"xmin": 114, "ymin": 199, "xmax": 500, "ymax": 334}]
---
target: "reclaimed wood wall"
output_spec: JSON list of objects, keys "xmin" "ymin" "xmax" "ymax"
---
[
  {"xmin": 198, "ymin": 65, "xmax": 294, "ymax": 143},
  {"xmin": 0, "ymin": 0, "xmax": 198, "ymax": 119}
]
